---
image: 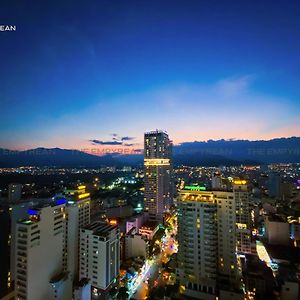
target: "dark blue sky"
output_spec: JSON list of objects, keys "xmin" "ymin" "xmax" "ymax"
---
[{"xmin": 1, "ymin": 0, "xmax": 300, "ymax": 150}]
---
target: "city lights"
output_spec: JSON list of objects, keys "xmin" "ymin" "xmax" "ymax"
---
[{"xmin": 1, "ymin": 1, "xmax": 300, "ymax": 299}]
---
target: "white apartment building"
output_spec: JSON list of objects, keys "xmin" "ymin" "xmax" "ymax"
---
[
  {"xmin": 265, "ymin": 215, "xmax": 290, "ymax": 246},
  {"xmin": 79, "ymin": 222, "xmax": 120, "ymax": 300},
  {"xmin": 15, "ymin": 200, "xmax": 72, "ymax": 300},
  {"xmin": 177, "ymin": 186, "xmax": 245, "ymax": 299},
  {"xmin": 125, "ymin": 229, "xmax": 149, "ymax": 259},
  {"xmin": 10, "ymin": 201, "xmax": 35, "ymax": 287},
  {"xmin": 63, "ymin": 185, "xmax": 91, "ymax": 281}
]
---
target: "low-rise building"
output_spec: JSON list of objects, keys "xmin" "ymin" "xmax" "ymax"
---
[
  {"xmin": 125, "ymin": 229, "xmax": 149, "ymax": 259},
  {"xmin": 278, "ymin": 264, "xmax": 300, "ymax": 300},
  {"xmin": 126, "ymin": 214, "xmax": 146, "ymax": 234},
  {"xmin": 265, "ymin": 215, "xmax": 290, "ymax": 246},
  {"xmin": 242, "ymin": 254, "xmax": 276, "ymax": 299},
  {"xmin": 138, "ymin": 221, "xmax": 159, "ymax": 240}
]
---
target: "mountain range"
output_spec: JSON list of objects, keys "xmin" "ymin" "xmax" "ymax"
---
[{"xmin": 0, "ymin": 137, "xmax": 299, "ymax": 167}]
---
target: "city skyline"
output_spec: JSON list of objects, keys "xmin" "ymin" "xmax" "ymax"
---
[
  {"xmin": 1, "ymin": 2, "xmax": 300, "ymax": 300},
  {"xmin": 1, "ymin": 0, "xmax": 300, "ymax": 150}
]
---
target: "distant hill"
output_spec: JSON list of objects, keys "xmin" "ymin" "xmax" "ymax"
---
[
  {"xmin": 173, "ymin": 137, "xmax": 300, "ymax": 165},
  {"xmin": 0, "ymin": 148, "xmax": 102, "ymax": 167},
  {"xmin": 0, "ymin": 148, "xmax": 143, "ymax": 168},
  {"xmin": 0, "ymin": 137, "xmax": 299, "ymax": 167}
]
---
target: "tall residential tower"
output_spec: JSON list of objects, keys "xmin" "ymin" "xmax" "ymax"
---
[
  {"xmin": 63, "ymin": 185, "xmax": 91, "ymax": 282},
  {"xmin": 177, "ymin": 184, "xmax": 248, "ymax": 300}
]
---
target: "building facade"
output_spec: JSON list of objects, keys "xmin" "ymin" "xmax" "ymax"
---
[
  {"xmin": 79, "ymin": 222, "xmax": 120, "ymax": 299},
  {"xmin": 63, "ymin": 185, "xmax": 91, "ymax": 282},
  {"xmin": 14, "ymin": 200, "xmax": 72, "ymax": 300},
  {"xmin": 125, "ymin": 230, "xmax": 149, "ymax": 259},
  {"xmin": 10, "ymin": 202, "xmax": 34, "ymax": 293},
  {"xmin": 233, "ymin": 181, "xmax": 252, "ymax": 254},
  {"xmin": 8, "ymin": 184, "xmax": 22, "ymax": 203},
  {"xmin": 144, "ymin": 130, "xmax": 173, "ymax": 221},
  {"xmin": 177, "ymin": 186, "xmax": 245, "ymax": 299},
  {"xmin": 265, "ymin": 215, "xmax": 290, "ymax": 246}
]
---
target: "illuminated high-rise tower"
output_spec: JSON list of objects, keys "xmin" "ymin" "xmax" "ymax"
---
[
  {"xmin": 233, "ymin": 180, "xmax": 252, "ymax": 254},
  {"xmin": 144, "ymin": 130, "xmax": 173, "ymax": 221}
]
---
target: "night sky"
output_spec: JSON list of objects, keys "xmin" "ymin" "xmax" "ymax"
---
[{"xmin": 1, "ymin": 0, "xmax": 300, "ymax": 151}]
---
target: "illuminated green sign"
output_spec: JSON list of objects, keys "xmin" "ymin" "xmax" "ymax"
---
[{"xmin": 184, "ymin": 185, "xmax": 206, "ymax": 191}]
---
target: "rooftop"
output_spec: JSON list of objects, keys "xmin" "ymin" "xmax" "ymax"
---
[
  {"xmin": 267, "ymin": 215, "xmax": 286, "ymax": 223},
  {"xmin": 144, "ymin": 130, "xmax": 168, "ymax": 136},
  {"xmin": 17, "ymin": 200, "xmax": 66, "ymax": 225},
  {"xmin": 63, "ymin": 185, "xmax": 90, "ymax": 201},
  {"xmin": 266, "ymin": 244, "xmax": 300, "ymax": 263},
  {"xmin": 140, "ymin": 220, "xmax": 159, "ymax": 230},
  {"xmin": 83, "ymin": 221, "xmax": 118, "ymax": 237},
  {"xmin": 278, "ymin": 264, "xmax": 300, "ymax": 283},
  {"xmin": 18, "ymin": 219, "xmax": 36, "ymax": 225},
  {"xmin": 243, "ymin": 254, "xmax": 274, "ymax": 280}
]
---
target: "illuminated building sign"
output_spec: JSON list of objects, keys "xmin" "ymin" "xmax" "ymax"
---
[
  {"xmin": 233, "ymin": 180, "xmax": 247, "ymax": 185},
  {"xmin": 144, "ymin": 159, "xmax": 170, "ymax": 166},
  {"xmin": 27, "ymin": 209, "xmax": 39, "ymax": 215},
  {"xmin": 184, "ymin": 185, "xmax": 206, "ymax": 191},
  {"xmin": 78, "ymin": 192, "xmax": 90, "ymax": 199},
  {"xmin": 236, "ymin": 223, "xmax": 247, "ymax": 229}
]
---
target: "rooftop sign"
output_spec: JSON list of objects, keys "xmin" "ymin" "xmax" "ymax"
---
[{"xmin": 184, "ymin": 185, "xmax": 206, "ymax": 191}]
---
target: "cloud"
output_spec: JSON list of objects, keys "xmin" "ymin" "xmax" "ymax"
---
[
  {"xmin": 121, "ymin": 136, "xmax": 135, "ymax": 141},
  {"xmin": 90, "ymin": 136, "xmax": 136, "ymax": 147},
  {"xmin": 14, "ymin": 75, "xmax": 298, "ymax": 150},
  {"xmin": 89, "ymin": 139, "xmax": 122, "ymax": 145}
]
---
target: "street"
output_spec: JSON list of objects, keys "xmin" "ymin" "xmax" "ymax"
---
[{"xmin": 130, "ymin": 216, "xmax": 178, "ymax": 299}]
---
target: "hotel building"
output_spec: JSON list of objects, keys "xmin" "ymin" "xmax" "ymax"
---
[
  {"xmin": 144, "ymin": 130, "xmax": 173, "ymax": 221},
  {"xmin": 177, "ymin": 183, "xmax": 248, "ymax": 299}
]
